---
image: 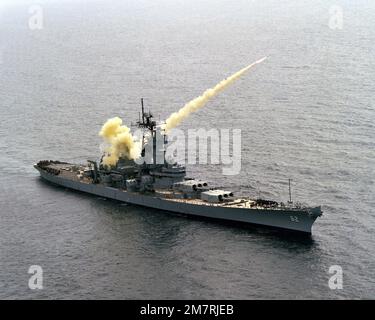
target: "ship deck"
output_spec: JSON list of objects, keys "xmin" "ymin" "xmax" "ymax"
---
[
  {"xmin": 38, "ymin": 162, "xmax": 311, "ymax": 212},
  {"xmin": 153, "ymin": 189, "xmax": 257, "ymax": 208}
]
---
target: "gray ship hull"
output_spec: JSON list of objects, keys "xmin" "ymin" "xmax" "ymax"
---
[{"xmin": 35, "ymin": 167, "xmax": 321, "ymax": 234}]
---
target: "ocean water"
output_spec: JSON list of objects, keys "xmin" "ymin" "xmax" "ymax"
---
[{"xmin": 0, "ymin": 0, "xmax": 374, "ymax": 299}]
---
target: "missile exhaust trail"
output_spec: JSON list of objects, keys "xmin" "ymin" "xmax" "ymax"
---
[{"xmin": 163, "ymin": 57, "xmax": 267, "ymax": 131}]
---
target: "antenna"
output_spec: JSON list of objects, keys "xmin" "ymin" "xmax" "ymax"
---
[
  {"xmin": 288, "ymin": 179, "xmax": 292, "ymax": 203},
  {"xmin": 141, "ymin": 98, "xmax": 145, "ymax": 122}
]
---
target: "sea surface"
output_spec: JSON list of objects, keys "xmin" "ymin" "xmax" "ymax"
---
[{"xmin": 0, "ymin": 0, "xmax": 374, "ymax": 299}]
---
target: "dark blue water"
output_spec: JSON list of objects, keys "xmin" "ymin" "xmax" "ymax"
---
[{"xmin": 0, "ymin": 0, "xmax": 374, "ymax": 299}]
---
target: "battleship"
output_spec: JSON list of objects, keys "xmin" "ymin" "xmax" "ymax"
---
[{"xmin": 34, "ymin": 100, "xmax": 322, "ymax": 234}]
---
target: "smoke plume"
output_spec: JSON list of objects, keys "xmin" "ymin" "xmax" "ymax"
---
[
  {"xmin": 99, "ymin": 117, "xmax": 141, "ymax": 166},
  {"xmin": 163, "ymin": 57, "xmax": 267, "ymax": 131}
]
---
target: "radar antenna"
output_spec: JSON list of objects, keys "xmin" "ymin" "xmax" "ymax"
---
[{"xmin": 137, "ymin": 98, "xmax": 156, "ymax": 131}]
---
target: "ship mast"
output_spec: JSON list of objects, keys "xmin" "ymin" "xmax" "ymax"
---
[
  {"xmin": 288, "ymin": 178, "xmax": 293, "ymax": 203},
  {"xmin": 137, "ymin": 98, "xmax": 157, "ymax": 165}
]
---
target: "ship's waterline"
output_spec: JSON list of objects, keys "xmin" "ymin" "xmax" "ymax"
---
[{"xmin": 35, "ymin": 165, "xmax": 321, "ymax": 233}]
